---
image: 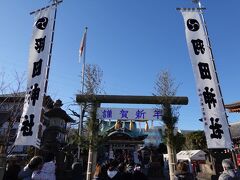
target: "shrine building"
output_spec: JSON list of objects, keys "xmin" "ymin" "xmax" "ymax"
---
[
  {"xmin": 99, "ymin": 120, "xmax": 148, "ymax": 160},
  {"xmin": 225, "ymin": 101, "xmax": 240, "ymax": 166}
]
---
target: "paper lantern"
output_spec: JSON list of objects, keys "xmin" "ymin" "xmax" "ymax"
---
[
  {"xmin": 145, "ymin": 121, "xmax": 149, "ymax": 131},
  {"xmin": 129, "ymin": 120, "xmax": 134, "ymax": 130}
]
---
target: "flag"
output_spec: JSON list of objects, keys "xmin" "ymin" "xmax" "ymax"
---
[{"xmin": 79, "ymin": 28, "xmax": 87, "ymax": 58}]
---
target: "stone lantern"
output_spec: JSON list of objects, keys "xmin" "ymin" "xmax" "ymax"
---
[{"xmin": 41, "ymin": 99, "xmax": 75, "ymax": 180}]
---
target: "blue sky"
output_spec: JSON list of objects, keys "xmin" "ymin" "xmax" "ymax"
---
[{"xmin": 1, "ymin": 0, "xmax": 240, "ymax": 130}]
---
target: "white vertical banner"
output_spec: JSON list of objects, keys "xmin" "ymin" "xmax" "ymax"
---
[
  {"xmin": 15, "ymin": 5, "xmax": 56, "ymax": 148},
  {"xmin": 180, "ymin": 9, "xmax": 232, "ymax": 149}
]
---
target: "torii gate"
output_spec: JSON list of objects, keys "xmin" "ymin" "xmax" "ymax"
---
[
  {"xmin": 76, "ymin": 94, "xmax": 188, "ymax": 180},
  {"xmin": 76, "ymin": 95, "xmax": 188, "ymax": 105}
]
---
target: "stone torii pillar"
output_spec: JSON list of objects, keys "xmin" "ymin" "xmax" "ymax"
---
[{"xmin": 76, "ymin": 94, "xmax": 188, "ymax": 180}]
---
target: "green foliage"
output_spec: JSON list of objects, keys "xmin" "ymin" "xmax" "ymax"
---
[
  {"xmin": 183, "ymin": 131, "xmax": 207, "ymax": 150},
  {"xmin": 67, "ymin": 130, "xmax": 89, "ymax": 152},
  {"xmin": 153, "ymin": 70, "xmax": 180, "ymax": 149},
  {"xmin": 161, "ymin": 103, "xmax": 179, "ymax": 149},
  {"xmin": 173, "ymin": 132, "xmax": 186, "ymax": 152},
  {"xmin": 85, "ymin": 104, "xmax": 104, "ymax": 148},
  {"xmin": 66, "ymin": 126, "xmax": 108, "ymax": 153},
  {"xmin": 160, "ymin": 131, "xmax": 186, "ymax": 153},
  {"xmin": 71, "ymin": 63, "xmax": 106, "ymax": 154}
]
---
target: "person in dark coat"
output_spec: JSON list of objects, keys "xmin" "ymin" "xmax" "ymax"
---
[
  {"xmin": 100, "ymin": 160, "xmax": 110, "ymax": 180},
  {"xmin": 174, "ymin": 161, "xmax": 194, "ymax": 180},
  {"xmin": 132, "ymin": 164, "xmax": 148, "ymax": 180},
  {"xmin": 3, "ymin": 157, "xmax": 21, "ymax": 180},
  {"xmin": 71, "ymin": 162, "xmax": 83, "ymax": 180},
  {"xmin": 106, "ymin": 160, "xmax": 121, "ymax": 180},
  {"xmin": 218, "ymin": 158, "xmax": 240, "ymax": 180}
]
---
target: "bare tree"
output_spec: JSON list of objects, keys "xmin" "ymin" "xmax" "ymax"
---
[
  {"xmin": 0, "ymin": 72, "xmax": 8, "ymax": 94},
  {"xmin": 80, "ymin": 64, "xmax": 104, "ymax": 180},
  {"xmin": 0, "ymin": 71, "xmax": 26, "ymax": 95},
  {"xmin": 83, "ymin": 64, "xmax": 104, "ymax": 95},
  {"xmin": 0, "ymin": 71, "xmax": 26, "ymax": 152},
  {"xmin": 153, "ymin": 70, "xmax": 180, "ymax": 180},
  {"xmin": 0, "ymin": 71, "xmax": 26, "ymax": 179}
]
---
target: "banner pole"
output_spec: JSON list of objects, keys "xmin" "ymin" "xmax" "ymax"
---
[
  {"xmin": 36, "ymin": 1, "xmax": 60, "ymax": 153},
  {"xmin": 192, "ymin": 0, "xmax": 238, "ymax": 169},
  {"xmin": 30, "ymin": 0, "xmax": 63, "ymax": 15}
]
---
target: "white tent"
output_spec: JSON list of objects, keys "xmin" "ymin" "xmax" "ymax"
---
[{"xmin": 177, "ymin": 150, "xmax": 206, "ymax": 161}]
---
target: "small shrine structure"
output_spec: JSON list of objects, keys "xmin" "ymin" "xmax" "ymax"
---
[{"xmin": 99, "ymin": 120, "xmax": 147, "ymax": 160}]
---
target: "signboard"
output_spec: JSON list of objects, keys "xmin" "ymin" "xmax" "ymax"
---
[{"xmin": 97, "ymin": 107, "xmax": 162, "ymax": 120}]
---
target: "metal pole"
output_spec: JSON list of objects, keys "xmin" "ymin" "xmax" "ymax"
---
[
  {"xmin": 44, "ymin": 2, "xmax": 58, "ymax": 94},
  {"xmin": 77, "ymin": 27, "xmax": 88, "ymax": 161},
  {"xmin": 30, "ymin": 0, "xmax": 62, "ymax": 15},
  {"xmin": 31, "ymin": 0, "xmax": 61, "ymax": 153},
  {"xmin": 192, "ymin": 0, "xmax": 238, "ymax": 170}
]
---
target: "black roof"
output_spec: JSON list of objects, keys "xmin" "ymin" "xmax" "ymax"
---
[{"xmin": 44, "ymin": 108, "xmax": 75, "ymax": 123}]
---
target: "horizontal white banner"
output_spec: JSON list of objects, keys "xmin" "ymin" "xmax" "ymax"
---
[{"xmin": 97, "ymin": 107, "xmax": 162, "ymax": 120}]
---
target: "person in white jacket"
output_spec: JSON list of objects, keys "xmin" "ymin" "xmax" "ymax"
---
[
  {"xmin": 32, "ymin": 153, "xmax": 56, "ymax": 180},
  {"xmin": 18, "ymin": 156, "xmax": 43, "ymax": 180}
]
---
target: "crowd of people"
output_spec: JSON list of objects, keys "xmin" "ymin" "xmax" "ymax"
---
[
  {"xmin": 3, "ymin": 151, "xmax": 147, "ymax": 180},
  {"xmin": 92, "ymin": 159, "xmax": 148, "ymax": 180},
  {"xmin": 3, "ymin": 150, "xmax": 240, "ymax": 180},
  {"xmin": 90, "ymin": 149, "xmax": 148, "ymax": 180},
  {"xmin": 3, "ymin": 153, "xmax": 57, "ymax": 180},
  {"xmin": 3, "ymin": 153, "xmax": 84, "ymax": 180},
  {"xmin": 174, "ymin": 161, "xmax": 194, "ymax": 180}
]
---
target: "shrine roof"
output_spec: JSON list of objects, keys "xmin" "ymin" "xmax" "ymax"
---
[
  {"xmin": 44, "ymin": 108, "xmax": 75, "ymax": 123},
  {"xmin": 225, "ymin": 101, "xmax": 240, "ymax": 112},
  {"xmin": 0, "ymin": 93, "xmax": 53, "ymax": 107},
  {"xmin": 0, "ymin": 92, "xmax": 25, "ymax": 102},
  {"xmin": 0, "ymin": 92, "xmax": 25, "ymax": 97},
  {"xmin": 100, "ymin": 121, "xmax": 147, "ymax": 139}
]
